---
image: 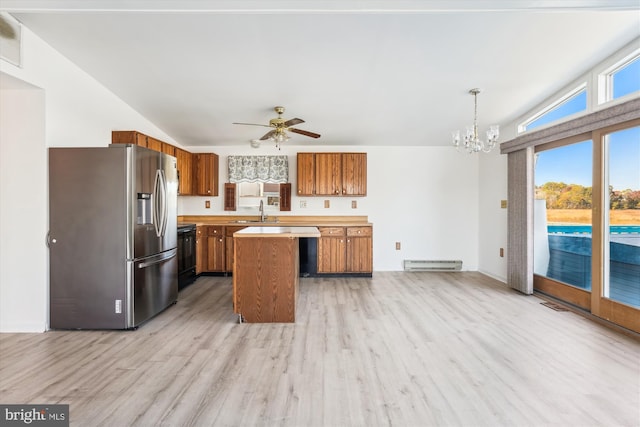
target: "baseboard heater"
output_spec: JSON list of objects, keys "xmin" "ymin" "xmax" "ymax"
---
[{"xmin": 403, "ymin": 259, "xmax": 463, "ymax": 272}]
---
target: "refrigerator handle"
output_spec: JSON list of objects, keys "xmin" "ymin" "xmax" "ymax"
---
[
  {"xmin": 153, "ymin": 169, "xmax": 168, "ymax": 237},
  {"xmin": 138, "ymin": 248, "xmax": 177, "ymax": 269}
]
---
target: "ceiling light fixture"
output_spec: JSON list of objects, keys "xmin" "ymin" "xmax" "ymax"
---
[
  {"xmin": 452, "ymin": 88, "xmax": 499, "ymax": 153},
  {"xmin": 269, "ymin": 128, "xmax": 289, "ymax": 150}
]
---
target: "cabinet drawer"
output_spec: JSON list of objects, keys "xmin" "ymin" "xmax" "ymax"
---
[
  {"xmin": 207, "ymin": 226, "xmax": 224, "ymax": 236},
  {"xmin": 319, "ymin": 226, "xmax": 345, "ymax": 237},
  {"xmin": 347, "ymin": 226, "xmax": 372, "ymax": 237}
]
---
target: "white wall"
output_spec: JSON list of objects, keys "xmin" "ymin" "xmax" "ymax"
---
[
  {"xmin": 180, "ymin": 144, "xmax": 483, "ymax": 271},
  {"xmin": 0, "ymin": 76, "xmax": 47, "ymax": 332},
  {"xmin": 0, "ymin": 26, "xmax": 186, "ymax": 332}
]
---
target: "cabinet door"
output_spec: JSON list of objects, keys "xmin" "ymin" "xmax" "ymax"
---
[
  {"xmin": 146, "ymin": 136, "xmax": 163, "ymax": 152},
  {"xmin": 194, "ymin": 153, "xmax": 219, "ymax": 196},
  {"xmin": 297, "ymin": 153, "xmax": 315, "ymax": 196},
  {"xmin": 346, "ymin": 237, "xmax": 373, "ymax": 273},
  {"xmin": 195, "ymin": 226, "xmax": 206, "ymax": 274},
  {"xmin": 315, "ymin": 153, "xmax": 342, "ymax": 196},
  {"xmin": 162, "ymin": 143, "xmax": 176, "ymax": 157},
  {"xmin": 176, "ymin": 148, "xmax": 193, "ymax": 196},
  {"xmin": 206, "ymin": 226, "xmax": 225, "ymax": 271},
  {"xmin": 317, "ymin": 227, "xmax": 346, "ymax": 273},
  {"xmin": 279, "ymin": 183, "xmax": 291, "ymax": 211},
  {"xmin": 342, "ymin": 153, "xmax": 367, "ymax": 196},
  {"xmin": 224, "ymin": 183, "xmax": 237, "ymax": 211},
  {"xmin": 318, "ymin": 237, "xmax": 347, "ymax": 273}
]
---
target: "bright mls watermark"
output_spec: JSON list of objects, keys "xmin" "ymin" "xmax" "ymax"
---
[{"xmin": 0, "ymin": 405, "xmax": 68, "ymax": 426}]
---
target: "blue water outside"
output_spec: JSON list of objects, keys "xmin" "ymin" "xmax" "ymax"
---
[{"xmin": 548, "ymin": 225, "xmax": 640, "ymax": 234}]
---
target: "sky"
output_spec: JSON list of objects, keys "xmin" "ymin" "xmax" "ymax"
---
[{"xmin": 533, "ymin": 58, "xmax": 640, "ymax": 191}]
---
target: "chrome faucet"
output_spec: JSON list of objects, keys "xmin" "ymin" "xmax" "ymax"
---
[{"xmin": 259, "ymin": 199, "xmax": 267, "ymax": 222}]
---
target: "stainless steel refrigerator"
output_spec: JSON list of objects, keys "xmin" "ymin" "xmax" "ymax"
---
[{"xmin": 49, "ymin": 144, "xmax": 178, "ymax": 329}]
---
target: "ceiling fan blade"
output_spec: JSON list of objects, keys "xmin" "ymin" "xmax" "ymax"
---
[
  {"xmin": 289, "ymin": 128, "xmax": 321, "ymax": 139},
  {"xmin": 259, "ymin": 130, "xmax": 277, "ymax": 140},
  {"xmin": 284, "ymin": 118, "xmax": 305, "ymax": 127},
  {"xmin": 232, "ymin": 122, "xmax": 272, "ymax": 128}
]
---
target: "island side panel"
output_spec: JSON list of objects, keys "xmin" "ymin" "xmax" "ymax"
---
[{"xmin": 234, "ymin": 236, "xmax": 299, "ymax": 323}]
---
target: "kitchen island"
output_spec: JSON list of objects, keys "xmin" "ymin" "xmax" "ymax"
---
[{"xmin": 233, "ymin": 226, "xmax": 320, "ymax": 323}]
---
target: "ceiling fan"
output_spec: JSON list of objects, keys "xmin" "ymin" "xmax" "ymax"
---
[{"xmin": 233, "ymin": 106, "xmax": 321, "ymax": 148}]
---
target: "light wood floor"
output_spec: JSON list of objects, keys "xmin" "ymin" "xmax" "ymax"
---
[{"xmin": 1, "ymin": 272, "xmax": 639, "ymax": 426}]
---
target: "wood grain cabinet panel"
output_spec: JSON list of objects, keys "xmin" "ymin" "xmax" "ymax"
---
[
  {"xmin": 317, "ymin": 226, "xmax": 372, "ymax": 274},
  {"xmin": 225, "ymin": 226, "xmax": 246, "ymax": 272},
  {"xmin": 342, "ymin": 153, "xmax": 367, "ymax": 196},
  {"xmin": 346, "ymin": 230, "xmax": 373, "ymax": 273},
  {"xmin": 315, "ymin": 153, "xmax": 342, "ymax": 196},
  {"xmin": 317, "ymin": 227, "xmax": 347, "ymax": 273},
  {"xmin": 224, "ymin": 183, "xmax": 237, "ymax": 211},
  {"xmin": 296, "ymin": 152, "xmax": 367, "ymax": 197},
  {"xmin": 206, "ymin": 226, "xmax": 225, "ymax": 272},
  {"xmin": 175, "ymin": 148, "xmax": 193, "ymax": 196},
  {"xmin": 234, "ymin": 237, "xmax": 299, "ymax": 322},
  {"xmin": 194, "ymin": 153, "xmax": 219, "ymax": 196},
  {"xmin": 279, "ymin": 183, "xmax": 292, "ymax": 211},
  {"xmin": 297, "ymin": 153, "xmax": 315, "ymax": 196},
  {"xmin": 195, "ymin": 225, "xmax": 206, "ymax": 275}
]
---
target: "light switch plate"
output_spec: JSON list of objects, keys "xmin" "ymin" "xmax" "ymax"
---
[{"xmin": 501, "ymin": 200, "xmax": 507, "ymax": 209}]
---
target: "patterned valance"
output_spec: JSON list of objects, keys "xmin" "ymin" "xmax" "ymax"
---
[{"xmin": 228, "ymin": 155, "xmax": 289, "ymax": 183}]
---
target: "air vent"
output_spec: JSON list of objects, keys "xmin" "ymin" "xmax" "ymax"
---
[{"xmin": 403, "ymin": 260, "xmax": 462, "ymax": 272}]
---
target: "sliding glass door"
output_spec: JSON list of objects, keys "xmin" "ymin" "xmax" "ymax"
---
[
  {"xmin": 534, "ymin": 121, "xmax": 640, "ymax": 332},
  {"xmin": 534, "ymin": 138, "xmax": 594, "ymax": 308}
]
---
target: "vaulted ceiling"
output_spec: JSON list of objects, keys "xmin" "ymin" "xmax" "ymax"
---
[{"xmin": 3, "ymin": 1, "xmax": 639, "ymax": 147}]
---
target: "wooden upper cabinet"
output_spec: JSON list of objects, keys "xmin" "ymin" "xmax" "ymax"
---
[
  {"xmin": 224, "ymin": 183, "xmax": 237, "ymax": 211},
  {"xmin": 175, "ymin": 148, "xmax": 193, "ymax": 196},
  {"xmin": 342, "ymin": 153, "xmax": 367, "ymax": 196},
  {"xmin": 112, "ymin": 130, "xmax": 147, "ymax": 147},
  {"xmin": 315, "ymin": 153, "xmax": 342, "ymax": 196},
  {"xmin": 194, "ymin": 153, "xmax": 219, "ymax": 196},
  {"xmin": 297, "ymin": 152, "xmax": 367, "ymax": 197},
  {"xmin": 162, "ymin": 142, "xmax": 176, "ymax": 157},
  {"xmin": 297, "ymin": 153, "xmax": 315, "ymax": 196},
  {"xmin": 146, "ymin": 136, "xmax": 163, "ymax": 152}
]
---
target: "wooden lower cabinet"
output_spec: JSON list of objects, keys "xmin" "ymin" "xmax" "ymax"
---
[
  {"xmin": 206, "ymin": 226, "xmax": 225, "ymax": 272},
  {"xmin": 195, "ymin": 225, "xmax": 206, "ymax": 275},
  {"xmin": 317, "ymin": 226, "xmax": 372, "ymax": 274},
  {"xmin": 196, "ymin": 224, "xmax": 372, "ymax": 276},
  {"xmin": 346, "ymin": 226, "xmax": 373, "ymax": 273},
  {"xmin": 317, "ymin": 227, "xmax": 346, "ymax": 273}
]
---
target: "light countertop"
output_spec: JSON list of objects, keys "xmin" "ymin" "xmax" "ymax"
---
[{"xmin": 234, "ymin": 226, "xmax": 321, "ymax": 238}]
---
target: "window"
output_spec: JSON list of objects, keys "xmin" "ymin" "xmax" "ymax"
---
[
  {"xmin": 600, "ymin": 53, "xmax": 640, "ymax": 103},
  {"xmin": 519, "ymin": 85, "xmax": 587, "ymax": 132}
]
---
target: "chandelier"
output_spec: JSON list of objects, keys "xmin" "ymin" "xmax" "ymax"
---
[{"xmin": 452, "ymin": 88, "xmax": 499, "ymax": 153}]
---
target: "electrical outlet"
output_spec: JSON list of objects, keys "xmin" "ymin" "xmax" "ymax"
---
[
  {"xmin": 352, "ymin": 200, "xmax": 357, "ymax": 209},
  {"xmin": 205, "ymin": 200, "xmax": 210, "ymax": 208},
  {"xmin": 115, "ymin": 299, "xmax": 122, "ymax": 314},
  {"xmin": 300, "ymin": 200, "xmax": 307, "ymax": 208},
  {"xmin": 501, "ymin": 200, "xmax": 507, "ymax": 209},
  {"xmin": 500, "ymin": 248, "xmax": 504, "ymax": 257},
  {"xmin": 324, "ymin": 200, "xmax": 330, "ymax": 208},
  {"xmin": 396, "ymin": 242, "xmax": 401, "ymax": 250}
]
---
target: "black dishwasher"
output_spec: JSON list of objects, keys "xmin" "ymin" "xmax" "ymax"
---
[
  {"xmin": 299, "ymin": 237, "xmax": 318, "ymax": 277},
  {"xmin": 177, "ymin": 223, "xmax": 197, "ymax": 289}
]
